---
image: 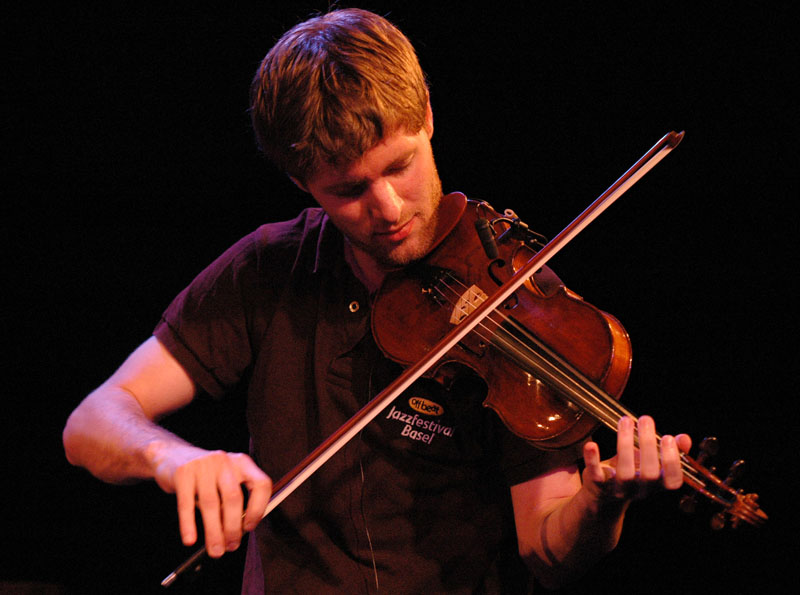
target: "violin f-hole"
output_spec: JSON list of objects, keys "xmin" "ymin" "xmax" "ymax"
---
[{"xmin": 487, "ymin": 258, "xmax": 508, "ymax": 287}]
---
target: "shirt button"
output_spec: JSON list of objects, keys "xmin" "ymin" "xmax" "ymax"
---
[{"xmin": 348, "ymin": 301, "xmax": 360, "ymax": 313}]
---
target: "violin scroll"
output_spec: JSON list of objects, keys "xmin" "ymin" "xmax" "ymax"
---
[{"xmin": 678, "ymin": 438, "xmax": 767, "ymax": 529}]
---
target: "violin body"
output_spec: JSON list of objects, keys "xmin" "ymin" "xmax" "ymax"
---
[{"xmin": 372, "ymin": 193, "xmax": 633, "ymax": 449}]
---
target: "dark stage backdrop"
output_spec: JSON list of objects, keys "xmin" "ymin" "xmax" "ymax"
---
[{"xmin": 7, "ymin": 3, "xmax": 794, "ymax": 594}]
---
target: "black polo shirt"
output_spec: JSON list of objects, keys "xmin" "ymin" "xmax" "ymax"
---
[{"xmin": 155, "ymin": 198, "xmax": 580, "ymax": 593}]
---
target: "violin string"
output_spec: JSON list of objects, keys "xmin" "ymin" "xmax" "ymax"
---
[
  {"xmin": 430, "ymin": 273, "xmax": 707, "ymax": 488},
  {"xmin": 431, "ymin": 274, "xmax": 631, "ymax": 427},
  {"xmin": 429, "ymin": 271, "xmax": 763, "ymax": 521}
]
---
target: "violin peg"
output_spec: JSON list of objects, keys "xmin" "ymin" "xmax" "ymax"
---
[
  {"xmin": 696, "ymin": 436, "xmax": 719, "ymax": 465},
  {"xmin": 679, "ymin": 493, "xmax": 698, "ymax": 514},
  {"xmin": 710, "ymin": 511, "xmax": 727, "ymax": 531},
  {"xmin": 699, "ymin": 436, "xmax": 718, "ymax": 451},
  {"xmin": 724, "ymin": 459, "xmax": 746, "ymax": 485}
]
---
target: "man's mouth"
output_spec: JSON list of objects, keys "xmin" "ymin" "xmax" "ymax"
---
[{"xmin": 375, "ymin": 217, "xmax": 414, "ymax": 243}]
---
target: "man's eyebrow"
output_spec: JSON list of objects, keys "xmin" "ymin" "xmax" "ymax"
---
[
  {"xmin": 322, "ymin": 178, "xmax": 368, "ymax": 195},
  {"xmin": 320, "ymin": 148, "xmax": 416, "ymax": 195},
  {"xmin": 384, "ymin": 149, "xmax": 415, "ymax": 171}
]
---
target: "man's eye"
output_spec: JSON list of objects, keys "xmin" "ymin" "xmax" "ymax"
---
[
  {"xmin": 335, "ymin": 186, "xmax": 365, "ymax": 199},
  {"xmin": 389, "ymin": 161, "xmax": 412, "ymax": 175}
]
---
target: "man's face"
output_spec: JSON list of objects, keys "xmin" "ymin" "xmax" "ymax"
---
[{"xmin": 300, "ymin": 117, "xmax": 442, "ymax": 278}]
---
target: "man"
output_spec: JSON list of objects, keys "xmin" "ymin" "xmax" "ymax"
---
[{"xmin": 63, "ymin": 8, "xmax": 690, "ymax": 593}]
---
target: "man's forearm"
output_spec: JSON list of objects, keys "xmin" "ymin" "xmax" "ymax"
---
[
  {"xmin": 63, "ymin": 387, "xmax": 190, "ymax": 484},
  {"xmin": 520, "ymin": 486, "xmax": 629, "ymax": 589}
]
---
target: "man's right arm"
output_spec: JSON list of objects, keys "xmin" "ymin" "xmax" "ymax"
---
[
  {"xmin": 63, "ymin": 336, "xmax": 197, "ymax": 482},
  {"xmin": 63, "ymin": 336, "xmax": 272, "ymax": 557}
]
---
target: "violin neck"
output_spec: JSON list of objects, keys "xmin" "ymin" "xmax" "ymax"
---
[{"xmin": 492, "ymin": 318, "xmax": 766, "ymax": 525}]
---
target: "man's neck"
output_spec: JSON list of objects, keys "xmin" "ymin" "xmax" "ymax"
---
[{"xmin": 344, "ymin": 240, "xmax": 386, "ymax": 294}]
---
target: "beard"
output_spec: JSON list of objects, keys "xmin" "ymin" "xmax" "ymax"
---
[{"xmin": 355, "ymin": 167, "xmax": 443, "ymax": 270}]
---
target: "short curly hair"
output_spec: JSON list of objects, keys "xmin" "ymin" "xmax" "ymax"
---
[{"xmin": 249, "ymin": 8, "xmax": 429, "ymax": 182}]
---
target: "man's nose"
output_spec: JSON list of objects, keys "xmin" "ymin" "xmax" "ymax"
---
[{"xmin": 368, "ymin": 180, "xmax": 402, "ymax": 223}]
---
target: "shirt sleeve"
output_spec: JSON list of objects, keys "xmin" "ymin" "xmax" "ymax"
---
[{"xmin": 153, "ymin": 232, "xmax": 262, "ymax": 398}]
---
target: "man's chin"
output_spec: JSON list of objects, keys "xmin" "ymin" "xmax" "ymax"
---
[{"xmin": 377, "ymin": 243, "xmax": 431, "ymax": 270}]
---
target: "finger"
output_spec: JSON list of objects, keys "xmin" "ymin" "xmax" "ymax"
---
[
  {"xmin": 616, "ymin": 416, "xmax": 636, "ymax": 482},
  {"xmin": 174, "ymin": 468, "xmax": 198, "ymax": 546},
  {"xmin": 235, "ymin": 455, "xmax": 272, "ymax": 532},
  {"xmin": 675, "ymin": 433, "xmax": 692, "ymax": 454},
  {"xmin": 217, "ymin": 464, "xmax": 245, "ymax": 552},
  {"xmin": 582, "ymin": 441, "xmax": 605, "ymax": 483},
  {"xmin": 660, "ymin": 435, "xmax": 684, "ymax": 490},
  {"xmin": 637, "ymin": 415, "xmax": 660, "ymax": 482},
  {"xmin": 195, "ymin": 464, "xmax": 225, "ymax": 558}
]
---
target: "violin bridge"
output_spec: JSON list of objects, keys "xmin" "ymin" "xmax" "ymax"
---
[{"xmin": 450, "ymin": 285, "xmax": 489, "ymax": 325}]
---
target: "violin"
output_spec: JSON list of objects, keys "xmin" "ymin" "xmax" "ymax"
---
[
  {"xmin": 373, "ymin": 191, "xmax": 632, "ymax": 450},
  {"xmin": 373, "ymin": 192, "xmax": 767, "ymax": 527},
  {"xmin": 372, "ymin": 194, "xmax": 631, "ymax": 448},
  {"xmin": 162, "ymin": 131, "xmax": 766, "ymax": 587}
]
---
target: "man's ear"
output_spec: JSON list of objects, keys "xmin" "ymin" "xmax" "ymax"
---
[{"xmin": 288, "ymin": 175, "xmax": 309, "ymax": 194}]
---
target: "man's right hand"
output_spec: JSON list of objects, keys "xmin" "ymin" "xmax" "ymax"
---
[
  {"xmin": 64, "ymin": 337, "xmax": 272, "ymax": 558},
  {"xmin": 148, "ymin": 443, "xmax": 272, "ymax": 557}
]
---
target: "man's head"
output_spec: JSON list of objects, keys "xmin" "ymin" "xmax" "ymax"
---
[{"xmin": 250, "ymin": 8, "xmax": 430, "ymax": 184}]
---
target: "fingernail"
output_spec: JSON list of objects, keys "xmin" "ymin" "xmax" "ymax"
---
[
  {"xmin": 211, "ymin": 545, "xmax": 224, "ymax": 557},
  {"xmin": 227, "ymin": 541, "xmax": 239, "ymax": 552}
]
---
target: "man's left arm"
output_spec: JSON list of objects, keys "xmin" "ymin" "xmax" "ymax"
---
[{"xmin": 510, "ymin": 415, "xmax": 690, "ymax": 590}]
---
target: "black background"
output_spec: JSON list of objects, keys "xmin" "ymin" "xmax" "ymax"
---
[{"xmin": 7, "ymin": 2, "xmax": 795, "ymax": 593}]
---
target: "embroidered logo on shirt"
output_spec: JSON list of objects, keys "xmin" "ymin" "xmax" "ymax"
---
[
  {"xmin": 408, "ymin": 397, "xmax": 443, "ymax": 416},
  {"xmin": 385, "ymin": 398, "xmax": 454, "ymax": 445}
]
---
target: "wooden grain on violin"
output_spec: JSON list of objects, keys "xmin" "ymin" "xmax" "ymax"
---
[{"xmin": 372, "ymin": 194, "xmax": 632, "ymax": 448}]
